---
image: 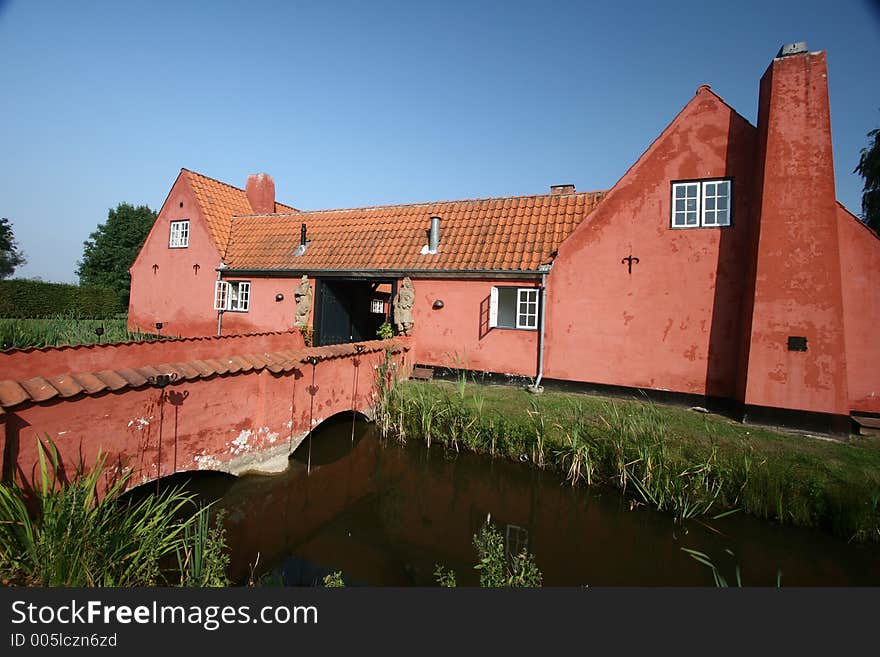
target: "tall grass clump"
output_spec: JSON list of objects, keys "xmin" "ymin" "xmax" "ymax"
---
[
  {"xmin": 176, "ymin": 508, "xmax": 230, "ymax": 587},
  {"xmin": 373, "ymin": 347, "xmax": 406, "ymax": 442},
  {"xmin": 0, "ymin": 439, "xmax": 228, "ymax": 587}
]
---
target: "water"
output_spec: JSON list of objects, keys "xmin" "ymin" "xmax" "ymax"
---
[{"xmin": 183, "ymin": 414, "xmax": 880, "ymax": 586}]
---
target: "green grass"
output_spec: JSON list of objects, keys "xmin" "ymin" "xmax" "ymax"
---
[
  {"xmin": 384, "ymin": 380, "xmax": 880, "ymax": 542},
  {"xmin": 0, "ymin": 314, "xmax": 161, "ymax": 349}
]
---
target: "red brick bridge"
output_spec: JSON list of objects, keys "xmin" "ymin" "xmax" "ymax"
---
[{"xmin": 0, "ymin": 332, "xmax": 410, "ymax": 494}]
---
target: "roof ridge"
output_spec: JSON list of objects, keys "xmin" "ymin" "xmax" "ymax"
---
[
  {"xmin": 229, "ymin": 189, "xmax": 607, "ymax": 218},
  {"xmin": 182, "ymin": 167, "xmax": 251, "ymax": 195}
]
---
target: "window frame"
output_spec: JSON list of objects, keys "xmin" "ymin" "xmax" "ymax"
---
[
  {"xmin": 169, "ymin": 220, "xmax": 190, "ymax": 248},
  {"xmin": 670, "ymin": 179, "xmax": 734, "ymax": 229},
  {"xmin": 489, "ymin": 285, "xmax": 540, "ymax": 331},
  {"xmin": 213, "ymin": 280, "xmax": 251, "ymax": 312}
]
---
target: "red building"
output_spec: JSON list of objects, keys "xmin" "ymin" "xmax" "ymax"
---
[{"xmin": 129, "ymin": 43, "xmax": 880, "ymax": 432}]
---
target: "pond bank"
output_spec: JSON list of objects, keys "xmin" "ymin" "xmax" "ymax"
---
[{"xmin": 377, "ymin": 379, "xmax": 880, "ymax": 542}]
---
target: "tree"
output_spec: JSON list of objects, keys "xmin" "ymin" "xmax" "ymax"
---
[
  {"xmin": 854, "ymin": 123, "xmax": 880, "ymax": 232},
  {"xmin": 0, "ymin": 217, "xmax": 27, "ymax": 279},
  {"xmin": 77, "ymin": 203, "xmax": 156, "ymax": 307}
]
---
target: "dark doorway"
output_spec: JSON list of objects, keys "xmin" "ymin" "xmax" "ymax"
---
[{"xmin": 314, "ymin": 279, "xmax": 396, "ymax": 346}]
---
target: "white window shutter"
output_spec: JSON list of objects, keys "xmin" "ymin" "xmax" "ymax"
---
[
  {"xmin": 489, "ymin": 286, "xmax": 498, "ymax": 328},
  {"xmin": 213, "ymin": 280, "xmax": 228, "ymax": 311},
  {"xmin": 238, "ymin": 282, "xmax": 250, "ymax": 312}
]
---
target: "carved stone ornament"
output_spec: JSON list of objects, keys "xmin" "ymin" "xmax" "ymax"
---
[
  {"xmin": 393, "ymin": 277, "xmax": 415, "ymax": 336},
  {"xmin": 293, "ymin": 276, "xmax": 312, "ymax": 327}
]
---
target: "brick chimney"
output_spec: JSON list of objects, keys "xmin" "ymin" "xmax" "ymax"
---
[
  {"xmin": 246, "ymin": 173, "xmax": 276, "ymax": 214},
  {"xmin": 743, "ymin": 43, "xmax": 849, "ymax": 426},
  {"xmin": 550, "ymin": 184, "xmax": 575, "ymax": 195}
]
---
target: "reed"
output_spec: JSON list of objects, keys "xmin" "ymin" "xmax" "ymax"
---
[{"xmin": 0, "ymin": 438, "xmax": 228, "ymax": 587}]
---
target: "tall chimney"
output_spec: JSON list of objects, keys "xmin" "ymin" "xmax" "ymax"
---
[
  {"xmin": 742, "ymin": 43, "xmax": 849, "ymax": 426},
  {"xmin": 246, "ymin": 173, "xmax": 276, "ymax": 214}
]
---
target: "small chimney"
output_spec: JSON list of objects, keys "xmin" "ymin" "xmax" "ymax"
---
[
  {"xmin": 776, "ymin": 41, "xmax": 808, "ymax": 57},
  {"xmin": 428, "ymin": 216, "xmax": 441, "ymax": 253},
  {"xmin": 246, "ymin": 173, "xmax": 276, "ymax": 214},
  {"xmin": 550, "ymin": 184, "xmax": 575, "ymax": 195}
]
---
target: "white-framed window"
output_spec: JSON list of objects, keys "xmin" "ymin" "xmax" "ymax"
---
[
  {"xmin": 169, "ymin": 220, "xmax": 190, "ymax": 247},
  {"xmin": 213, "ymin": 280, "xmax": 250, "ymax": 312},
  {"xmin": 671, "ymin": 180, "xmax": 732, "ymax": 228},
  {"xmin": 489, "ymin": 286, "xmax": 540, "ymax": 330},
  {"xmin": 370, "ymin": 298, "xmax": 385, "ymax": 314}
]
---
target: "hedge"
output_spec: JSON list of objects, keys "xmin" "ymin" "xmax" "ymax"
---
[{"xmin": 0, "ymin": 279, "xmax": 123, "ymax": 318}]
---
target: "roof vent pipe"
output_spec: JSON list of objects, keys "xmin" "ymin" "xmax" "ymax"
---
[
  {"xmin": 294, "ymin": 223, "xmax": 309, "ymax": 257},
  {"xmin": 429, "ymin": 216, "xmax": 441, "ymax": 253}
]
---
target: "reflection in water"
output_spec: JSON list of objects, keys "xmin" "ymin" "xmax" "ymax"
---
[{"xmin": 183, "ymin": 414, "xmax": 880, "ymax": 586}]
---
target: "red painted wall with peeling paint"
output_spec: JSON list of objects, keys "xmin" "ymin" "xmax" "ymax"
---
[
  {"xmin": 544, "ymin": 87, "xmax": 757, "ymax": 398},
  {"xmin": 411, "ymin": 278, "xmax": 540, "ymax": 377},
  {"xmin": 3, "ymin": 343, "xmax": 408, "ymax": 494}
]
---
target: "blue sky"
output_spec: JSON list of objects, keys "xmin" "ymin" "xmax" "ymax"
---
[{"xmin": 1, "ymin": 0, "xmax": 879, "ymax": 283}]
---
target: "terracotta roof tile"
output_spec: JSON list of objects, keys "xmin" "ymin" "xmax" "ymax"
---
[
  {"xmin": 95, "ymin": 370, "xmax": 129, "ymax": 391},
  {"xmin": 71, "ymin": 373, "xmax": 108, "ymax": 394},
  {"xmin": 183, "ymin": 170, "xmax": 297, "ymax": 256},
  {"xmin": 47, "ymin": 374, "xmax": 84, "ymax": 398},
  {"xmin": 116, "ymin": 368, "xmax": 148, "ymax": 387},
  {"xmin": 189, "ymin": 360, "xmax": 215, "ymax": 377},
  {"xmin": 222, "ymin": 190, "xmax": 606, "ymax": 272},
  {"xmin": 0, "ymin": 380, "xmax": 30, "ymax": 407},
  {"xmin": 242, "ymin": 354, "xmax": 270, "ymax": 369},
  {"xmin": 19, "ymin": 377, "xmax": 58, "ymax": 402},
  {"xmin": 203, "ymin": 358, "xmax": 229, "ymax": 375},
  {"xmin": 134, "ymin": 365, "xmax": 161, "ymax": 382},
  {"xmin": 229, "ymin": 356, "xmax": 253, "ymax": 373},
  {"xmin": 172, "ymin": 362, "xmax": 200, "ymax": 380}
]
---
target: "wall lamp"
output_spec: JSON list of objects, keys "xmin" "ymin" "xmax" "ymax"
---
[
  {"xmin": 432, "ymin": 299, "xmax": 445, "ymax": 309},
  {"xmin": 147, "ymin": 372, "xmax": 178, "ymax": 388},
  {"xmin": 275, "ymin": 293, "xmax": 284, "ymax": 302}
]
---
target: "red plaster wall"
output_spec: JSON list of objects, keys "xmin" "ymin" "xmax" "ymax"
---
[
  {"xmin": 544, "ymin": 88, "xmax": 757, "ymax": 396},
  {"xmin": 219, "ymin": 277, "xmax": 316, "ymax": 335},
  {"xmin": 838, "ymin": 208, "xmax": 880, "ymax": 413},
  {"xmin": 411, "ymin": 278, "xmax": 540, "ymax": 377},
  {"xmin": 128, "ymin": 173, "xmax": 223, "ymax": 337},
  {"xmin": 3, "ymin": 345, "xmax": 407, "ymax": 494},
  {"xmin": 744, "ymin": 52, "xmax": 849, "ymax": 416},
  {"xmin": 0, "ymin": 331, "xmax": 305, "ymax": 382}
]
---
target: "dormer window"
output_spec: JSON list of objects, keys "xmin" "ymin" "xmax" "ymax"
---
[
  {"xmin": 671, "ymin": 180, "xmax": 731, "ymax": 228},
  {"xmin": 169, "ymin": 220, "xmax": 190, "ymax": 247}
]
